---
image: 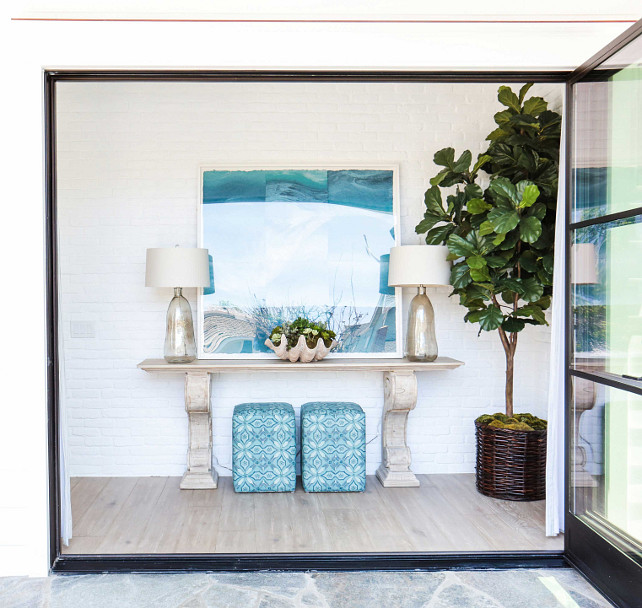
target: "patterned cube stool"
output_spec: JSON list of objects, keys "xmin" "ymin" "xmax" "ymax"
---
[
  {"xmin": 232, "ymin": 402, "xmax": 296, "ymax": 492},
  {"xmin": 301, "ymin": 402, "xmax": 366, "ymax": 492}
]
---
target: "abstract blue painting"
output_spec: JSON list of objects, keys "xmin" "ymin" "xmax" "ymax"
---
[{"xmin": 198, "ymin": 167, "xmax": 399, "ymax": 357}]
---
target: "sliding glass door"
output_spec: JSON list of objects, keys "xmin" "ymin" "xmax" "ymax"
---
[{"xmin": 567, "ymin": 25, "xmax": 642, "ymax": 608}]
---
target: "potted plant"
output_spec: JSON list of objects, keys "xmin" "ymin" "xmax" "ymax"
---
[
  {"xmin": 415, "ymin": 84, "xmax": 561, "ymax": 500},
  {"xmin": 265, "ymin": 317, "xmax": 337, "ymax": 363}
]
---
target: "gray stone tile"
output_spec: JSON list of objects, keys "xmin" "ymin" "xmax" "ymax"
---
[
  {"xmin": 51, "ymin": 573, "xmax": 212, "ymax": 608},
  {"xmin": 209, "ymin": 572, "xmax": 309, "ymax": 599},
  {"xmin": 0, "ymin": 576, "xmax": 50, "ymax": 608},
  {"xmin": 454, "ymin": 569, "xmax": 611, "ymax": 608},
  {"xmin": 311, "ymin": 572, "xmax": 446, "ymax": 608},
  {"xmin": 430, "ymin": 582, "xmax": 502, "ymax": 608},
  {"xmin": 198, "ymin": 582, "xmax": 260, "ymax": 607},
  {"xmin": 258, "ymin": 594, "xmax": 298, "ymax": 608}
]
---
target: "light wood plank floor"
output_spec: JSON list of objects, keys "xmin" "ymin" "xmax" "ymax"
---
[{"xmin": 63, "ymin": 474, "xmax": 562, "ymax": 554}]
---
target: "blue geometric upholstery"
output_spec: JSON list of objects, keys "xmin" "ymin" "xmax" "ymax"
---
[
  {"xmin": 232, "ymin": 402, "xmax": 296, "ymax": 492},
  {"xmin": 301, "ymin": 402, "xmax": 366, "ymax": 492}
]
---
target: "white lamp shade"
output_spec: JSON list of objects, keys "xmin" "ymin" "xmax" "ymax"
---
[
  {"xmin": 572, "ymin": 243, "xmax": 598, "ymax": 285},
  {"xmin": 388, "ymin": 245, "xmax": 450, "ymax": 287},
  {"xmin": 145, "ymin": 247, "xmax": 211, "ymax": 288}
]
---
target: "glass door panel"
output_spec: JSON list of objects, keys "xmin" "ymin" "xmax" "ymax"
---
[{"xmin": 569, "ymin": 21, "xmax": 642, "ymax": 607}]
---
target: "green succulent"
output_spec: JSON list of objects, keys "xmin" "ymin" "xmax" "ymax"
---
[{"xmin": 269, "ymin": 317, "xmax": 336, "ymax": 349}]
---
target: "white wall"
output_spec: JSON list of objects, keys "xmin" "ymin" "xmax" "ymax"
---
[{"xmin": 56, "ymin": 80, "xmax": 562, "ymax": 478}]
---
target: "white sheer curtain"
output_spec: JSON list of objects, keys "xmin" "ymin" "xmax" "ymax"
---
[
  {"xmin": 546, "ymin": 101, "xmax": 566, "ymax": 537},
  {"xmin": 59, "ymin": 263, "xmax": 72, "ymax": 545}
]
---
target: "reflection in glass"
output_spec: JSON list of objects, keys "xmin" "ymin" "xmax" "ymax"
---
[
  {"xmin": 572, "ymin": 218, "xmax": 642, "ymax": 377},
  {"xmin": 571, "ymin": 379, "xmax": 642, "ymax": 556},
  {"xmin": 572, "ymin": 36, "xmax": 642, "ymax": 223}
]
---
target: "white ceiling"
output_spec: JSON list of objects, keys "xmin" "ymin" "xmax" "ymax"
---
[
  {"xmin": 7, "ymin": 1, "xmax": 641, "ymax": 70},
  {"xmin": 11, "ymin": 0, "xmax": 642, "ymax": 21}
]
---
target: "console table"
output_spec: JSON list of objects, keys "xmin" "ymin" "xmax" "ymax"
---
[{"xmin": 137, "ymin": 357, "xmax": 464, "ymax": 490}]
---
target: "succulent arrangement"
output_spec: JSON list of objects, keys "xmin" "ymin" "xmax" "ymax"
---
[{"xmin": 269, "ymin": 318, "xmax": 336, "ymax": 350}]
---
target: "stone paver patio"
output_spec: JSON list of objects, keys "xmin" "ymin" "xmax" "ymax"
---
[{"xmin": 0, "ymin": 569, "xmax": 611, "ymax": 608}]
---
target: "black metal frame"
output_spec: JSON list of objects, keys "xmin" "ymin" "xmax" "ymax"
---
[
  {"xmin": 564, "ymin": 18, "xmax": 642, "ymax": 608},
  {"xmin": 41, "ymin": 52, "xmax": 633, "ymax": 577}
]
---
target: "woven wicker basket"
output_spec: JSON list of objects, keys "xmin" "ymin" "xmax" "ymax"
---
[{"xmin": 475, "ymin": 420, "xmax": 547, "ymax": 501}]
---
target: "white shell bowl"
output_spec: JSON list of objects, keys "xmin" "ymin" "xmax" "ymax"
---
[{"xmin": 264, "ymin": 335, "xmax": 337, "ymax": 363}]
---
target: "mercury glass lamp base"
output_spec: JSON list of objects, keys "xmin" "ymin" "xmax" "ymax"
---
[
  {"xmin": 164, "ymin": 287, "xmax": 197, "ymax": 364},
  {"xmin": 406, "ymin": 286, "xmax": 438, "ymax": 362}
]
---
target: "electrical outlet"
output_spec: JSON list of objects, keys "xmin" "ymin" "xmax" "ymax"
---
[{"xmin": 70, "ymin": 321, "xmax": 95, "ymax": 338}]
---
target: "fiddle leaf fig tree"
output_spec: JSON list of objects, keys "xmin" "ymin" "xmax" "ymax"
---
[{"xmin": 416, "ymin": 84, "xmax": 561, "ymax": 417}]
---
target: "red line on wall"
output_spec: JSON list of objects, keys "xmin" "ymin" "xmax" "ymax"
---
[{"xmin": 10, "ymin": 18, "xmax": 639, "ymax": 24}]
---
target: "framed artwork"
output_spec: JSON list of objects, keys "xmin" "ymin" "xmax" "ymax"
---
[{"xmin": 197, "ymin": 165, "xmax": 401, "ymax": 359}]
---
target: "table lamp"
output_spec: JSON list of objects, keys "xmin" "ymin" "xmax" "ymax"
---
[
  {"xmin": 145, "ymin": 247, "xmax": 210, "ymax": 363},
  {"xmin": 388, "ymin": 245, "xmax": 450, "ymax": 361},
  {"xmin": 571, "ymin": 243, "xmax": 598, "ymax": 285}
]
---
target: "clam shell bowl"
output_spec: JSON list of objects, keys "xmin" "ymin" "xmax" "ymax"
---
[{"xmin": 264, "ymin": 335, "xmax": 337, "ymax": 363}]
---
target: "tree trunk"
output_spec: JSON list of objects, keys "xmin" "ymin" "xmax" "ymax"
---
[{"xmin": 505, "ymin": 349, "xmax": 514, "ymax": 418}]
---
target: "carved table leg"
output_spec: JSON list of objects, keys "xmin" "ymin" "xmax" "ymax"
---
[
  {"xmin": 376, "ymin": 370, "xmax": 420, "ymax": 487},
  {"xmin": 180, "ymin": 371, "xmax": 218, "ymax": 489}
]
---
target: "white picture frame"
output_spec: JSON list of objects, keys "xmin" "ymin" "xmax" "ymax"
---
[{"xmin": 197, "ymin": 164, "xmax": 402, "ymax": 359}]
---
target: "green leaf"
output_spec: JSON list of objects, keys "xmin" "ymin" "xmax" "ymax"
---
[
  {"xmin": 465, "ymin": 310, "xmax": 484, "ymax": 323},
  {"xmin": 488, "ymin": 207, "xmax": 520, "ymax": 233},
  {"xmin": 499, "ymin": 278, "xmax": 524, "ymax": 295},
  {"xmin": 430, "ymin": 168, "xmax": 450, "ymax": 186},
  {"xmin": 489, "ymin": 177, "xmax": 519, "ymax": 207},
  {"xmin": 485, "ymin": 255, "xmax": 508, "ymax": 268},
  {"xmin": 447, "ymin": 234, "xmax": 476, "ymax": 257},
  {"xmin": 450, "ymin": 263, "xmax": 472, "ymax": 288},
  {"xmin": 478, "ymin": 305, "xmax": 504, "ymax": 331},
  {"xmin": 486, "ymin": 127, "xmax": 508, "ymax": 141},
  {"xmin": 519, "ymin": 250, "xmax": 538, "ymax": 272},
  {"xmin": 453, "ymin": 150, "xmax": 472, "ymax": 173},
  {"xmin": 520, "ymin": 277, "xmax": 544, "ymax": 302},
  {"xmin": 523, "ymin": 96, "xmax": 548, "ymax": 116},
  {"xmin": 467, "ymin": 255, "xmax": 487, "ymax": 270},
  {"xmin": 515, "ymin": 304, "xmax": 547, "ymax": 324},
  {"xmin": 518, "ymin": 183, "xmax": 540, "ymax": 208},
  {"xmin": 494, "ymin": 109, "xmax": 513, "ymax": 125},
  {"xmin": 467, "ymin": 198, "xmax": 491, "ymax": 214},
  {"xmin": 472, "ymin": 155, "xmax": 493, "ymax": 174},
  {"xmin": 415, "ymin": 214, "xmax": 442, "ymax": 234},
  {"xmin": 502, "ymin": 317, "xmax": 526, "ymax": 333},
  {"xmin": 470, "ymin": 267, "xmax": 491, "ymax": 282},
  {"xmin": 424, "ymin": 224, "xmax": 454, "ymax": 245},
  {"xmin": 465, "ymin": 183, "xmax": 483, "ymax": 200},
  {"xmin": 498, "ymin": 86, "xmax": 521, "ymax": 112},
  {"xmin": 424, "ymin": 186, "xmax": 448, "ymax": 218},
  {"xmin": 434, "ymin": 147, "xmax": 456, "ymax": 169},
  {"xmin": 518, "ymin": 83, "xmax": 534, "ymax": 103},
  {"xmin": 479, "ymin": 221, "xmax": 495, "ymax": 236},
  {"xmin": 519, "ymin": 216, "xmax": 542, "ymax": 243},
  {"xmin": 535, "ymin": 295, "xmax": 552, "ymax": 310},
  {"xmin": 498, "ymin": 230, "xmax": 520, "ymax": 251},
  {"xmin": 542, "ymin": 254, "xmax": 554, "ymax": 274},
  {"xmin": 493, "ymin": 232, "xmax": 507, "ymax": 246},
  {"xmin": 529, "ymin": 202, "xmax": 547, "ymax": 220}
]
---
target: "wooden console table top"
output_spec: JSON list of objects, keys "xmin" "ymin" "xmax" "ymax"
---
[{"xmin": 137, "ymin": 356, "xmax": 464, "ymax": 373}]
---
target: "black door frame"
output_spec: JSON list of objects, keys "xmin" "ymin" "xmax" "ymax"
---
[
  {"xmin": 563, "ymin": 19, "xmax": 642, "ymax": 608},
  {"xmin": 42, "ymin": 59, "xmax": 618, "ymax": 574}
]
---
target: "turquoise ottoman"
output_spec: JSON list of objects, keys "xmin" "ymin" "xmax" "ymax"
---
[
  {"xmin": 301, "ymin": 402, "xmax": 366, "ymax": 492},
  {"xmin": 232, "ymin": 402, "xmax": 296, "ymax": 492}
]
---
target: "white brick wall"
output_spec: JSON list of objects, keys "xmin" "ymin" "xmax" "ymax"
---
[{"xmin": 56, "ymin": 81, "xmax": 562, "ymax": 477}]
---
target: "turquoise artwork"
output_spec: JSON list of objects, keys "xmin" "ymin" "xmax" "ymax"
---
[{"xmin": 199, "ymin": 167, "xmax": 399, "ymax": 357}]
